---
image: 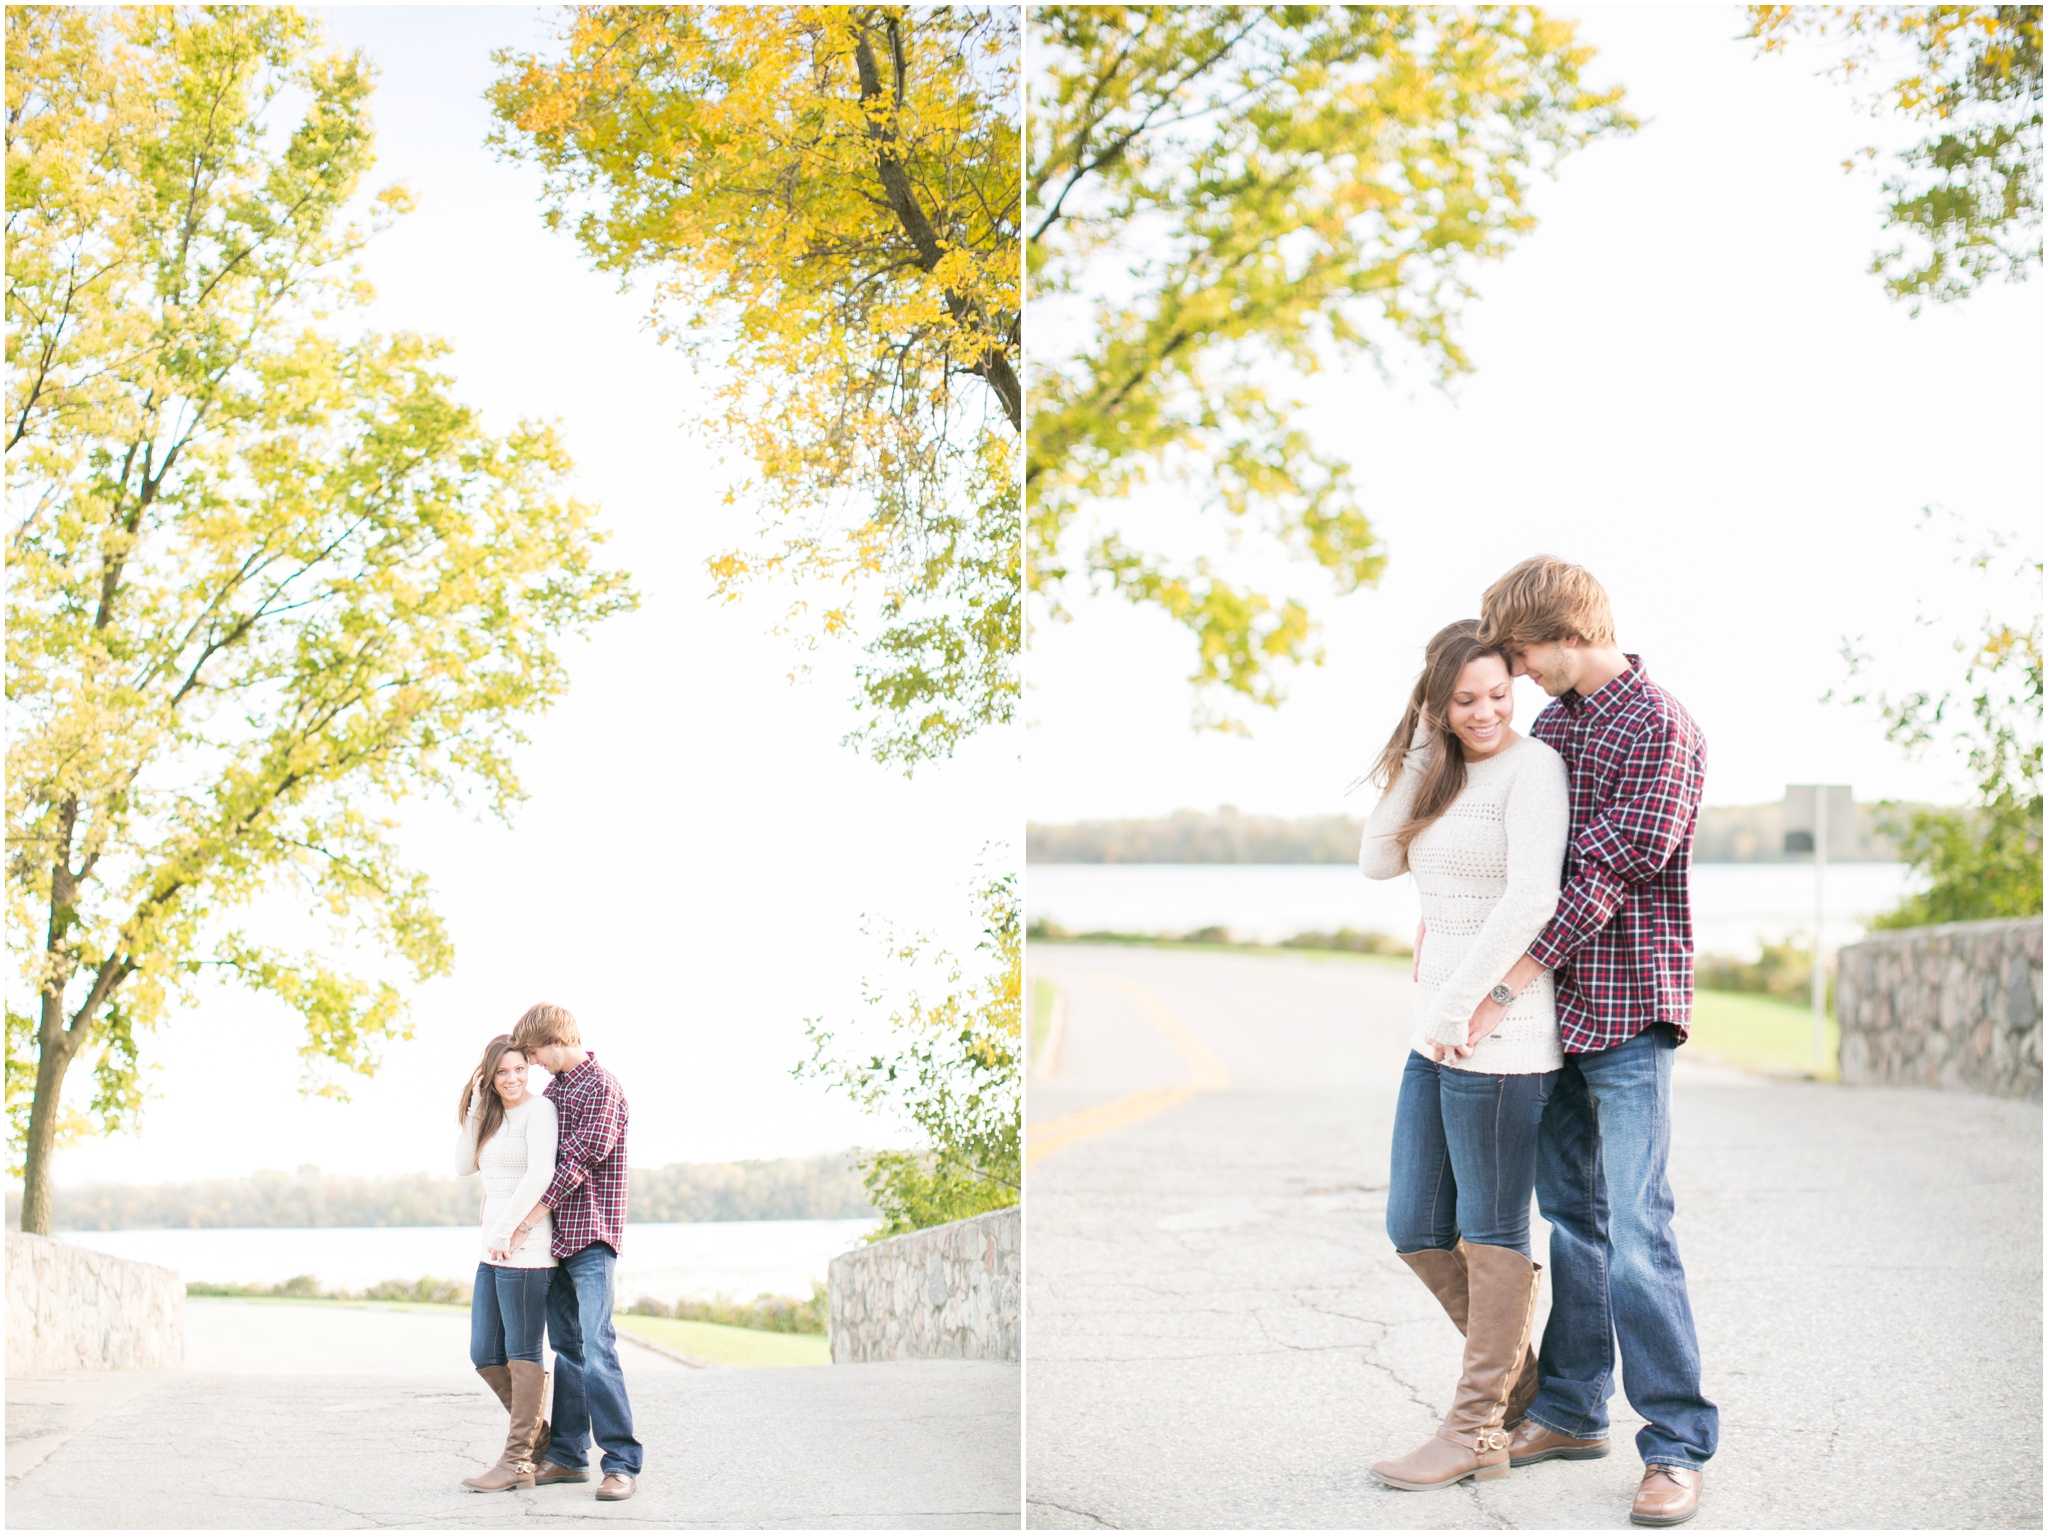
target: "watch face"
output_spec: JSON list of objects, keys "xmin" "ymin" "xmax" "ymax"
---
[{"xmin": 1490, "ymin": 984, "xmax": 1512, "ymax": 1005}]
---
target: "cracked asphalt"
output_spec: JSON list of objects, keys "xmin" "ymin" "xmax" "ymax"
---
[
  {"xmin": 7, "ymin": 1306, "xmax": 1019, "ymax": 1528},
  {"xmin": 1024, "ymin": 944, "xmax": 2042, "ymax": 1530}
]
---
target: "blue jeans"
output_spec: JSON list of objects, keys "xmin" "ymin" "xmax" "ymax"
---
[
  {"xmin": 545, "ymin": 1242, "xmax": 643, "ymax": 1476},
  {"xmin": 469, "ymin": 1262, "xmax": 551, "ymax": 1367},
  {"xmin": 1527, "ymin": 1024, "xmax": 1718, "ymax": 1469},
  {"xmin": 1387, "ymin": 1051, "xmax": 1558, "ymax": 1257}
]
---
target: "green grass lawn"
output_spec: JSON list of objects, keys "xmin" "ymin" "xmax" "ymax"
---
[
  {"xmin": 1687, "ymin": 988, "xmax": 1838, "ymax": 1081},
  {"xmin": 612, "ymin": 1313, "xmax": 828, "ymax": 1369},
  {"xmin": 1030, "ymin": 933, "xmax": 1410, "ymax": 966},
  {"xmin": 187, "ymin": 1294, "xmax": 470, "ymax": 1313},
  {"xmin": 189, "ymin": 1293, "xmax": 830, "ymax": 1367},
  {"xmin": 1031, "ymin": 976, "xmax": 1058, "ymax": 1061}
]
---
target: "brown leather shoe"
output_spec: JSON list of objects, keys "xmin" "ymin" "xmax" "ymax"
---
[
  {"xmin": 531, "ymin": 1456, "xmax": 590, "ymax": 1486},
  {"xmin": 1631, "ymin": 1464, "xmax": 1702, "ymax": 1526},
  {"xmin": 1508, "ymin": 1418, "xmax": 1612, "ymax": 1467},
  {"xmin": 596, "ymin": 1473, "xmax": 636, "ymax": 1502}
]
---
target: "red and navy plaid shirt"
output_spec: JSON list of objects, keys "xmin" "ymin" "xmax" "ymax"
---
[
  {"xmin": 1527, "ymin": 655, "xmax": 1705, "ymax": 1053},
  {"xmin": 541, "ymin": 1052, "xmax": 629, "ymax": 1258}
]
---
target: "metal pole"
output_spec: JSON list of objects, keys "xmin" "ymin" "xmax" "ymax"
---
[{"xmin": 1812, "ymin": 791, "xmax": 1828, "ymax": 1071}]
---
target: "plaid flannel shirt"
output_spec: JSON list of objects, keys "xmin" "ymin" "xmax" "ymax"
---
[
  {"xmin": 1527, "ymin": 655, "xmax": 1705, "ymax": 1053},
  {"xmin": 541, "ymin": 1052, "xmax": 629, "ymax": 1258}
]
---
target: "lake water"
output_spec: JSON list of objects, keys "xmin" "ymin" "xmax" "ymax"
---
[
  {"xmin": 56, "ymin": 1218, "xmax": 879, "ymax": 1306},
  {"xmin": 1025, "ymin": 862, "xmax": 1920, "ymax": 960}
]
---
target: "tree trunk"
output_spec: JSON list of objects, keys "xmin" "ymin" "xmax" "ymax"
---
[{"xmin": 20, "ymin": 998, "xmax": 81, "ymax": 1237}]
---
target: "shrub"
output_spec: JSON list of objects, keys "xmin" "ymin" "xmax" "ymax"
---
[{"xmin": 622, "ymin": 1281, "xmax": 827, "ymax": 1335}]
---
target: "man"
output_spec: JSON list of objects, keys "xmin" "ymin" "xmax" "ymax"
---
[
  {"xmin": 508, "ymin": 1002, "xmax": 643, "ymax": 1502},
  {"xmin": 1466, "ymin": 556, "xmax": 1718, "ymax": 1528}
]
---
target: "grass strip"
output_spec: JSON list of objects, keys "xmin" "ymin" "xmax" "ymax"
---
[
  {"xmin": 613, "ymin": 1312, "xmax": 829, "ymax": 1369},
  {"xmin": 1031, "ymin": 976, "xmax": 1057, "ymax": 1059},
  {"xmin": 1688, "ymin": 989, "xmax": 1839, "ymax": 1081},
  {"xmin": 1029, "ymin": 931, "xmax": 1410, "ymax": 965}
]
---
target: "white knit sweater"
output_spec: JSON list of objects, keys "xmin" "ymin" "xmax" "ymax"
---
[
  {"xmin": 454, "ymin": 1094, "xmax": 558, "ymax": 1268},
  {"xmin": 1359, "ymin": 732, "xmax": 1570, "ymax": 1074}
]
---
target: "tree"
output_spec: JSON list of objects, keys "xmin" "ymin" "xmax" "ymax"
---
[
  {"xmin": 1028, "ymin": 6, "xmax": 1633, "ymax": 727},
  {"xmin": 1748, "ymin": 5, "xmax": 2044, "ymax": 307},
  {"xmin": 1834, "ymin": 518, "xmax": 2042, "ymax": 928},
  {"xmin": 489, "ymin": 5, "xmax": 1020, "ymax": 771},
  {"xmin": 5, "ymin": 9, "xmax": 633, "ymax": 1234},
  {"xmin": 796, "ymin": 870, "xmax": 1020, "ymax": 1237}
]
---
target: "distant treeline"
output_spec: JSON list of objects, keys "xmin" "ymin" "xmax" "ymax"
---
[
  {"xmin": 1027, "ymin": 803, "xmax": 1929, "ymax": 865},
  {"xmin": 7, "ymin": 1154, "xmax": 874, "ymax": 1231}
]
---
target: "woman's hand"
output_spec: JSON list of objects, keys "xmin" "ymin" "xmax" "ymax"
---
[{"xmin": 1460, "ymin": 994, "xmax": 1510, "ymax": 1056}]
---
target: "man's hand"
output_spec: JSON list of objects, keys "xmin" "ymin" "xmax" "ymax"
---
[{"xmin": 1412, "ymin": 920, "xmax": 1426, "ymax": 983}]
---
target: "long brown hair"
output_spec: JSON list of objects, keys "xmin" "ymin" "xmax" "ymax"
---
[
  {"xmin": 1367, "ymin": 620, "xmax": 1513, "ymax": 851},
  {"xmin": 457, "ymin": 1034, "xmax": 528, "ymax": 1153}
]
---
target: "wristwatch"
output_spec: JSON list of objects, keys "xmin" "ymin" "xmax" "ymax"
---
[{"xmin": 1489, "ymin": 983, "xmax": 1514, "ymax": 1007}]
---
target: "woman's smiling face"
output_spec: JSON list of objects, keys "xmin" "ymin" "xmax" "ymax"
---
[
  {"xmin": 493, "ymin": 1049, "xmax": 530, "ymax": 1107},
  {"xmin": 1444, "ymin": 654, "xmax": 1513, "ymax": 759}
]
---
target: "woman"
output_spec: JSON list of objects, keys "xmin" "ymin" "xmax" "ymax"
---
[
  {"xmin": 454, "ymin": 1033, "xmax": 559, "ymax": 1492},
  {"xmin": 1357, "ymin": 619, "xmax": 1570, "ymax": 1493}
]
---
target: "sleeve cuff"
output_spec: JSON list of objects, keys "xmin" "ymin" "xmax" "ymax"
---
[
  {"xmin": 1527, "ymin": 926, "xmax": 1571, "ymax": 970},
  {"xmin": 1421, "ymin": 1005, "xmax": 1469, "ymax": 1048}
]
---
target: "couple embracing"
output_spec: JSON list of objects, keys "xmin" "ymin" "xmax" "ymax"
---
[
  {"xmin": 1360, "ymin": 556, "xmax": 1716, "ymax": 1527},
  {"xmin": 451, "ymin": 1002, "xmax": 643, "ymax": 1501}
]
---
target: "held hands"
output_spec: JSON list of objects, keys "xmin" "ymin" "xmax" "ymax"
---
[{"xmin": 1427, "ymin": 993, "xmax": 1509, "ymax": 1064}]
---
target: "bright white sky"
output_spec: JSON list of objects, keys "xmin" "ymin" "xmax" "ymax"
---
[
  {"xmin": 48, "ymin": 6, "xmax": 1020, "ymax": 1188},
  {"xmin": 1026, "ymin": 5, "xmax": 2045, "ymax": 823}
]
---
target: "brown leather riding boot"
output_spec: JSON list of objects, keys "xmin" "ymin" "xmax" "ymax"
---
[
  {"xmin": 1398, "ymin": 1246, "xmax": 1539, "ymax": 1428},
  {"xmin": 1372, "ymin": 1241, "xmax": 1541, "ymax": 1493},
  {"xmin": 476, "ymin": 1364, "xmax": 512, "ymax": 1412},
  {"xmin": 461, "ymin": 1360, "xmax": 547, "ymax": 1492},
  {"xmin": 529, "ymin": 1367, "xmax": 551, "ymax": 1465}
]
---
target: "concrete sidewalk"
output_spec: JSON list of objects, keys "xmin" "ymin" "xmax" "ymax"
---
[
  {"xmin": 1025, "ymin": 945, "xmax": 2043, "ymax": 1530},
  {"xmin": 8, "ymin": 1303, "xmax": 1019, "ymax": 1528}
]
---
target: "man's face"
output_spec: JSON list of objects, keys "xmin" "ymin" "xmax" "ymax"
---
[
  {"xmin": 1510, "ymin": 639, "xmax": 1580, "ymax": 698},
  {"xmin": 530, "ymin": 1041, "xmax": 583, "ymax": 1076}
]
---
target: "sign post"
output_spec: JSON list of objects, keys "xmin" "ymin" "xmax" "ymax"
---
[{"xmin": 1783, "ymin": 784, "xmax": 1853, "ymax": 1071}]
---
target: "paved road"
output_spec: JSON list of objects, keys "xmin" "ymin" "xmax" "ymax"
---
[
  {"xmin": 1024, "ymin": 944, "xmax": 2042, "ymax": 1531},
  {"xmin": 8, "ymin": 1302, "xmax": 1019, "ymax": 1528}
]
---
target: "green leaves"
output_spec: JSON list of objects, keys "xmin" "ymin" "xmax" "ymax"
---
[
  {"xmin": 489, "ymin": 6, "xmax": 1022, "ymax": 774},
  {"xmin": 1836, "ymin": 517, "xmax": 2042, "ymax": 929},
  {"xmin": 796, "ymin": 871, "xmax": 1020, "ymax": 1238},
  {"xmin": 1028, "ymin": 6, "xmax": 1634, "ymax": 726},
  {"xmin": 5, "ymin": 9, "xmax": 633, "ymax": 1210},
  {"xmin": 1748, "ymin": 5, "xmax": 2044, "ymax": 307}
]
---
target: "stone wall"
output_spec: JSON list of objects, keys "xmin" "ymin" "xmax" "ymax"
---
[
  {"xmin": 828, "ymin": 1206, "xmax": 1019, "ymax": 1364},
  {"xmin": 1836, "ymin": 917, "xmax": 2043, "ymax": 1099},
  {"xmin": 6, "ymin": 1232, "xmax": 185, "ymax": 1375}
]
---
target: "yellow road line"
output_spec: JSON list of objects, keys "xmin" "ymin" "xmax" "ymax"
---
[{"xmin": 1025, "ymin": 972, "xmax": 1232, "ymax": 1168}]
